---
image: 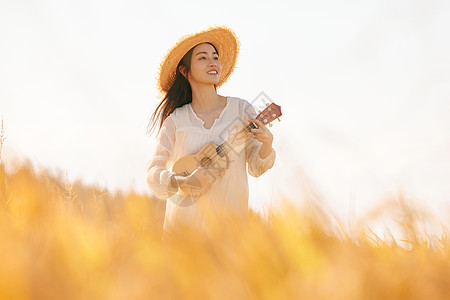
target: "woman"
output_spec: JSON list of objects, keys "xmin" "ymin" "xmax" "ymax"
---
[{"xmin": 147, "ymin": 26, "xmax": 276, "ymax": 235}]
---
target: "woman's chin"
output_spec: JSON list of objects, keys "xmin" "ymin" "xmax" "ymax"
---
[
  {"xmin": 190, "ymin": 77, "xmax": 220, "ymax": 87},
  {"xmin": 201, "ymin": 79, "xmax": 220, "ymax": 86}
]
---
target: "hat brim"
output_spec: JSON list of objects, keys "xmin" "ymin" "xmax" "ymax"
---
[{"xmin": 157, "ymin": 26, "xmax": 240, "ymax": 94}]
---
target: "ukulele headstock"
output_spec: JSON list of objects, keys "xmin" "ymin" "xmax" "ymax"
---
[{"xmin": 255, "ymin": 103, "xmax": 282, "ymax": 127}]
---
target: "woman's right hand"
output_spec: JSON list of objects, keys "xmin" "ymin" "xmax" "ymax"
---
[
  {"xmin": 169, "ymin": 165, "xmax": 227, "ymax": 205},
  {"xmin": 184, "ymin": 165, "xmax": 226, "ymax": 193}
]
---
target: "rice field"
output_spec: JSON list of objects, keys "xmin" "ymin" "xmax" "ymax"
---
[{"xmin": 1, "ymin": 159, "xmax": 449, "ymax": 300}]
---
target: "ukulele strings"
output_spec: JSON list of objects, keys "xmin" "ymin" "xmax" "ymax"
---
[
  {"xmin": 206, "ymin": 122, "xmax": 256, "ymax": 167},
  {"xmin": 217, "ymin": 122, "xmax": 255, "ymax": 156}
]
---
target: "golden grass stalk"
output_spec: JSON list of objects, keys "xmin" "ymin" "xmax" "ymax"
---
[{"xmin": 0, "ymin": 160, "xmax": 449, "ymax": 299}]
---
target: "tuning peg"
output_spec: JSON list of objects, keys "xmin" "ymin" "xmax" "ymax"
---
[
  {"xmin": 269, "ymin": 124, "xmax": 273, "ymax": 127},
  {"xmin": 277, "ymin": 118, "xmax": 281, "ymax": 122},
  {"xmin": 266, "ymin": 103, "xmax": 270, "ymax": 106}
]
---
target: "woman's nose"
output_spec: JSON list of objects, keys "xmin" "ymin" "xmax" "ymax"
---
[{"xmin": 208, "ymin": 57, "xmax": 218, "ymax": 66}]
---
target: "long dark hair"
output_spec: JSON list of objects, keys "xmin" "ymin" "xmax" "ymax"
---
[{"xmin": 147, "ymin": 42, "xmax": 218, "ymax": 135}]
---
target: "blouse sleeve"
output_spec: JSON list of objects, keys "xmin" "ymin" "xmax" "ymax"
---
[
  {"xmin": 146, "ymin": 115, "xmax": 179, "ymax": 199},
  {"xmin": 243, "ymin": 100, "xmax": 276, "ymax": 178}
]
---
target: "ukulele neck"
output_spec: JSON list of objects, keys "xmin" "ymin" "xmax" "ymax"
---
[
  {"xmin": 213, "ymin": 102, "xmax": 282, "ymax": 158},
  {"xmin": 215, "ymin": 122, "xmax": 256, "ymax": 158}
]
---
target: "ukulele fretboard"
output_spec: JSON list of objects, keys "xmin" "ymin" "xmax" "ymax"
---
[{"xmin": 215, "ymin": 122, "xmax": 257, "ymax": 157}]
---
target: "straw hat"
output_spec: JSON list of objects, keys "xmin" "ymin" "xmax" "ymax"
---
[{"xmin": 157, "ymin": 25, "xmax": 240, "ymax": 93}]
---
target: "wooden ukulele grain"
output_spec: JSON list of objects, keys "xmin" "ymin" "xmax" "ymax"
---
[{"xmin": 172, "ymin": 143, "xmax": 229, "ymax": 176}]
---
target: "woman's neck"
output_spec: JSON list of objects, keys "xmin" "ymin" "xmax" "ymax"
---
[{"xmin": 190, "ymin": 85, "xmax": 225, "ymax": 113}]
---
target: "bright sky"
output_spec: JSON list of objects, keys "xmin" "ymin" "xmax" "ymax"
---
[{"xmin": 1, "ymin": 0, "xmax": 449, "ymax": 225}]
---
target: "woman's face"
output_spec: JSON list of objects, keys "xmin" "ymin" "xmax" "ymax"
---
[{"xmin": 185, "ymin": 43, "xmax": 222, "ymax": 87}]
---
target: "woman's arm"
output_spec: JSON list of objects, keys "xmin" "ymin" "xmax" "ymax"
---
[
  {"xmin": 170, "ymin": 165, "xmax": 226, "ymax": 192},
  {"xmin": 146, "ymin": 116, "xmax": 179, "ymax": 198},
  {"xmin": 243, "ymin": 101, "xmax": 276, "ymax": 177}
]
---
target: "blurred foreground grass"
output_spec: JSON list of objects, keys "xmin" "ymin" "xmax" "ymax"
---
[{"xmin": 0, "ymin": 161, "xmax": 449, "ymax": 300}]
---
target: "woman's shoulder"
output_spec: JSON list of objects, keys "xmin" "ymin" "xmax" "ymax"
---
[
  {"xmin": 161, "ymin": 103, "xmax": 191, "ymax": 130},
  {"xmin": 226, "ymin": 96, "xmax": 257, "ymax": 118},
  {"xmin": 169, "ymin": 103, "xmax": 191, "ymax": 119},
  {"xmin": 226, "ymin": 95, "xmax": 253, "ymax": 109},
  {"xmin": 227, "ymin": 95, "xmax": 247, "ymax": 103}
]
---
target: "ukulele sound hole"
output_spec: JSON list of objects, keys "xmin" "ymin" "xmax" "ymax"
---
[{"xmin": 200, "ymin": 157, "xmax": 212, "ymax": 167}]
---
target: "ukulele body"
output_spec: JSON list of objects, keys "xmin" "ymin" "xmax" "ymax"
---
[
  {"xmin": 170, "ymin": 143, "xmax": 229, "ymax": 207},
  {"xmin": 172, "ymin": 142, "xmax": 230, "ymax": 176}
]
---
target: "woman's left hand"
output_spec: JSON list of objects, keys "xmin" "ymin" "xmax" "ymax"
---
[{"xmin": 247, "ymin": 118, "xmax": 273, "ymax": 147}]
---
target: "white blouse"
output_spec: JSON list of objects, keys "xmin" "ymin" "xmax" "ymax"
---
[{"xmin": 147, "ymin": 96, "xmax": 276, "ymax": 234}]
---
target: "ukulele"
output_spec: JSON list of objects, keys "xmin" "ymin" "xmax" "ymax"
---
[{"xmin": 171, "ymin": 102, "xmax": 282, "ymax": 205}]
